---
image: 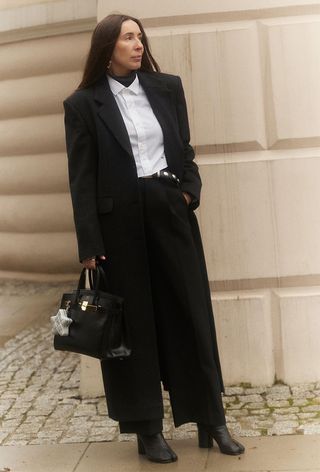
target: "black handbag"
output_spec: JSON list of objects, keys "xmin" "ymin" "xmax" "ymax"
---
[{"xmin": 52, "ymin": 265, "xmax": 131, "ymax": 360}]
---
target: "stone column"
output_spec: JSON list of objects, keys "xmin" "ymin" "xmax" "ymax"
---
[{"xmin": 0, "ymin": 0, "xmax": 96, "ymax": 279}]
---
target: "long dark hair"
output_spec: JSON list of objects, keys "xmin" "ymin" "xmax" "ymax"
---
[{"xmin": 77, "ymin": 13, "xmax": 160, "ymax": 89}]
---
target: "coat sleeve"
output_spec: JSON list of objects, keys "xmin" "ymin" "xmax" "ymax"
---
[
  {"xmin": 63, "ymin": 99, "xmax": 106, "ymax": 263},
  {"xmin": 175, "ymin": 76, "xmax": 202, "ymax": 211}
]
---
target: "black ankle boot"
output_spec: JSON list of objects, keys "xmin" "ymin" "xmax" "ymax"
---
[
  {"xmin": 137, "ymin": 432, "xmax": 178, "ymax": 463},
  {"xmin": 197, "ymin": 423, "xmax": 245, "ymax": 455}
]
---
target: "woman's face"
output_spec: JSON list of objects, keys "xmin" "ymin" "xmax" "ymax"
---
[{"xmin": 110, "ymin": 20, "xmax": 144, "ymax": 76}]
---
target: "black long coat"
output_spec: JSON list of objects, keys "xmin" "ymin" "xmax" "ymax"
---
[{"xmin": 63, "ymin": 70, "xmax": 225, "ymax": 424}]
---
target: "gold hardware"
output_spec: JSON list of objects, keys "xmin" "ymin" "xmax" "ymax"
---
[
  {"xmin": 79, "ymin": 300, "xmax": 101, "ymax": 311},
  {"xmin": 81, "ymin": 300, "xmax": 88, "ymax": 311}
]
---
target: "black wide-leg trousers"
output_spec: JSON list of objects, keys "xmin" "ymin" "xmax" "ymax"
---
[{"xmin": 118, "ymin": 176, "xmax": 226, "ymax": 435}]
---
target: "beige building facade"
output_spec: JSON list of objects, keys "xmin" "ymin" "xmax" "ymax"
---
[{"xmin": 1, "ymin": 0, "xmax": 320, "ymax": 391}]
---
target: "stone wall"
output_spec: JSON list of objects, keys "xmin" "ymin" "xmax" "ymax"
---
[{"xmin": 1, "ymin": 0, "xmax": 320, "ymax": 388}]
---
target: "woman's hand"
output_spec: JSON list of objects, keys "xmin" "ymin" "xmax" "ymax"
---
[
  {"xmin": 82, "ymin": 255, "xmax": 106, "ymax": 270},
  {"xmin": 182, "ymin": 192, "xmax": 192, "ymax": 206}
]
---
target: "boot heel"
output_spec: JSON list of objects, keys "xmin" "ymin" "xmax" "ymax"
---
[
  {"xmin": 137, "ymin": 436, "xmax": 145, "ymax": 455},
  {"xmin": 197, "ymin": 426, "xmax": 213, "ymax": 448}
]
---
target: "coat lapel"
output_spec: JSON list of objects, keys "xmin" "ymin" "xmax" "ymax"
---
[
  {"xmin": 137, "ymin": 71, "xmax": 176, "ymax": 159},
  {"xmin": 93, "ymin": 74, "xmax": 134, "ymax": 158},
  {"xmin": 93, "ymin": 71, "xmax": 175, "ymax": 160},
  {"xmin": 137, "ymin": 70, "xmax": 175, "ymax": 125}
]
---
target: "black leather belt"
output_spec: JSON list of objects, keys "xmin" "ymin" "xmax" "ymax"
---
[{"xmin": 139, "ymin": 168, "xmax": 180, "ymax": 186}]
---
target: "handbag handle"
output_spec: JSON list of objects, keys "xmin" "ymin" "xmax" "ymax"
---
[
  {"xmin": 74, "ymin": 266, "xmax": 99, "ymax": 305},
  {"xmin": 77, "ymin": 264, "xmax": 108, "ymax": 290},
  {"xmin": 88, "ymin": 264, "xmax": 110, "ymax": 292},
  {"xmin": 77, "ymin": 267, "xmax": 88, "ymax": 290},
  {"xmin": 74, "ymin": 265, "xmax": 110, "ymax": 306}
]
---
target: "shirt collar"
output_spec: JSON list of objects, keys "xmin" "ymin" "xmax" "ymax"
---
[{"xmin": 107, "ymin": 73, "xmax": 140, "ymax": 96}]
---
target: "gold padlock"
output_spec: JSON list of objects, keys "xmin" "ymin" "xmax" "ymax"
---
[{"xmin": 81, "ymin": 300, "xmax": 88, "ymax": 311}]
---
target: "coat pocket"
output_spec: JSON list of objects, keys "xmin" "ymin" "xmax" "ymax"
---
[{"xmin": 97, "ymin": 196, "xmax": 114, "ymax": 214}]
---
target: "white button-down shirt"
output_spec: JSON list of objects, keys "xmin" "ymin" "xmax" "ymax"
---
[{"xmin": 107, "ymin": 73, "xmax": 168, "ymax": 177}]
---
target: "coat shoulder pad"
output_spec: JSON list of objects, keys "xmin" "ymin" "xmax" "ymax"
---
[
  {"xmin": 63, "ymin": 87, "xmax": 93, "ymax": 111},
  {"xmin": 149, "ymin": 71, "xmax": 180, "ymax": 85},
  {"xmin": 142, "ymin": 71, "xmax": 181, "ymax": 95}
]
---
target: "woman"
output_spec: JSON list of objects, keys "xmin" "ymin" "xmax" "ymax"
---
[{"xmin": 63, "ymin": 13, "xmax": 245, "ymax": 464}]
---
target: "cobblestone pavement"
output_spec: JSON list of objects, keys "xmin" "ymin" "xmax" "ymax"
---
[{"xmin": 0, "ymin": 281, "xmax": 320, "ymax": 446}]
